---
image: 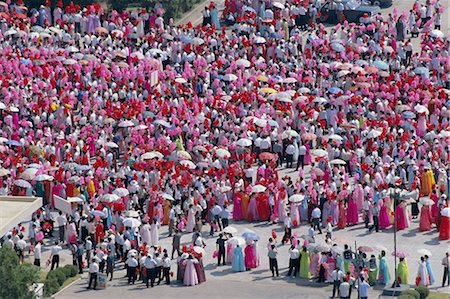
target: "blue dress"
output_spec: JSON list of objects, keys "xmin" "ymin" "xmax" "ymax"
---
[
  {"xmin": 210, "ymin": 8, "xmax": 220, "ymax": 30},
  {"xmin": 425, "ymin": 260, "xmax": 435, "ymax": 285},
  {"xmin": 232, "ymin": 246, "xmax": 245, "ymax": 272},
  {"xmin": 378, "ymin": 257, "xmax": 390, "ymax": 284}
]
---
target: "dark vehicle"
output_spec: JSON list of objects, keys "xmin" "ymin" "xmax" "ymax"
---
[
  {"xmin": 368, "ymin": 0, "xmax": 392, "ymax": 8},
  {"xmin": 319, "ymin": 1, "xmax": 381, "ymax": 24}
]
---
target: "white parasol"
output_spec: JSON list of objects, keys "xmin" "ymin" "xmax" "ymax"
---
[
  {"xmin": 289, "ymin": 194, "xmax": 305, "ymax": 203},
  {"xmin": 419, "ymin": 197, "xmax": 434, "ymax": 206},
  {"xmin": 330, "ymin": 159, "xmax": 347, "ymax": 165},
  {"xmin": 113, "ymin": 188, "xmax": 130, "ymax": 197},
  {"xmin": 215, "ymin": 148, "xmax": 231, "ymax": 158},
  {"xmin": 141, "ymin": 151, "xmax": 164, "ymax": 160},
  {"xmin": 223, "ymin": 226, "xmax": 238, "ymax": 234},
  {"xmin": 123, "ymin": 217, "xmax": 141, "ymax": 228},
  {"xmin": 252, "ymin": 184, "xmax": 267, "ymax": 193},
  {"xmin": 180, "ymin": 160, "xmax": 196, "ymax": 169}
]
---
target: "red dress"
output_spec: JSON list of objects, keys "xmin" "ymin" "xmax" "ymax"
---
[
  {"xmin": 439, "ymin": 214, "xmax": 449, "ymax": 240},
  {"xmin": 256, "ymin": 194, "xmax": 270, "ymax": 221},
  {"xmin": 419, "ymin": 206, "xmax": 432, "ymax": 231},
  {"xmin": 337, "ymin": 201, "xmax": 347, "ymax": 229}
]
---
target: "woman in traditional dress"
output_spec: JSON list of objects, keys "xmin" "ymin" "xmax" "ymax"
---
[
  {"xmin": 183, "ymin": 255, "xmax": 199, "ymax": 286},
  {"xmin": 378, "ymin": 251, "xmax": 390, "ymax": 285},
  {"xmin": 438, "ymin": 205, "xmax": 449, "ymax": 240},
  {"xmin": 150, "ymin": 218, "xmax": 160, "ymax": 246},
  {"xmin": 244, "ymin": 241, "xmax": 256, "ymax": 269},
  {"xmin": 241, "ymin": 192, "xmax": 250, "ymax": 220},
  {"xmin": 416, "ymin": 257, "xmax": 430, "ymax": 286},
  {"xmin": 424, "ymin": 255, "xmax": 435, "ymax": 285},
  {"xmin": 325, "ymin": 253, "xmax": 336, "ymax": 283},
  {"xmin": 368, "ymin": 254, "xmax": 378, "ymax": 286},
  {"xmin": 322, "ymin": 199, "xmax": 331, "ymax": 227},
  {"xmin": 299, "ymin": 247, "xmax": 311, "ymax": 278},
  {"xmin": 278, "ymin": 197, "xmax": 287, "ymax": 223},
  {"xmin": 419, "ymin": 204, "xmax": 432, "ymax": 231},
  {"xmin": 397, "ymin": 257, "xmax": 409, "ymax": 285},
  {"xmin": 337, "ymin": 199, "xmax": 347, "ymax": 229},
  {"xmin": 395, "ymin": 201, "xmax": 407, "ymax": 231},
  {"xmin": 330, "ymin": 198, "xmax": 339, "ymax": 226},
  {"xmin": 290, "ymin": 202, "xmax": 300, "ymax": 227},
  {"xmin": 346, "ymin": 197, "xmax": 358, "ymax": 226},
  {"xmin": 309, "ymin": 250, "xmax": 320, "ymax": 278},
  {"xmin": 420, "ymin": 168, "xmax": 435, "ymax": 196},
  {"xmin": 186, "ymin": 205, "xmax": 196, "ymax": 232},
  {"xmin": 379, "ymin": 199, "xmax": 391, "ymax": 229},
  {"xmin": 231, "ymin": 245, "xmax": 245, "ymax": 272},
  {"xmin": 247, "ymin": 195, "xmax": 259, "ymax": 222},
  {"xmin": 232, "ymin": 192, "xmax": 243, "ymax": 221}
]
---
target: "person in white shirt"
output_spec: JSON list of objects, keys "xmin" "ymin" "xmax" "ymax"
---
[
  {"xmin": 85, "ymin": 237, "xmax": 93, "ymax": 265},
  {"xmin": 308, "ymin": 224, "xmax": 316, "ymax": 241},
  {"xmin": 288, "ymin": 245, "xmax": 300, "ymax": 277},
  {"xmin": 56, "ymin": 211, "xmax": 67, "ymax": 243},
  {"xmin": 3, "ymin": 234, "xmax": 14, "ymax": 249},
  {"xmin": 16, "ymin": 235, "xmax": 27, "ymax": 263},
  {"xmin": 144, "ymin": 253, "xmax": 157, "ymax": 288},
  {"xmin": 126, "ymin": 253, "xmax": 138, "ymax": 284},
  {"xmin": 296, "ymin": 144, "xmax": 307, "ymax": 170},
  {"xmin": 50, "ymin": 242, "xmax": 63, "ymax": 270},
  {"xmin": 34, "ymin": 240, "xmax": 42, "ymax": 267},
  {"xmin": 285, "ymin": 143, "xmax": 295, "ymax": 168},
  {"xmin": 88, "ymin": 258, "xmax": 99, "ymax": 290},
  {"xmin": 168, "ymin": 206, "xmax": 176, "ymax": 236},
  {"xmin": 339, "ymin": 278, "xmax": 350, "ymax": 299},
  {"xmin": 311, "ymin": 205, "xmax": 323, "ymax": 234},
  {"xmin": 162, "ymin": 253, "xmax": 171, "ymax": 284},
  {"xmin": 331, "ymin": 267, "xmax": 345, "ymax": 298}
]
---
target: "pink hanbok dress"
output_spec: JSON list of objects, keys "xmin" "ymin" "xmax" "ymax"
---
[
  {"xmin": 244, "ymin": 244, "xmax": 256, "ymax": 269},
  {"xmin": 183, "ymin": 258, "xmax": 199, "ymax": 286},
  {"xmin": 346, "ymin": 198, "xmax": 359, "ymax": 225},
  {"xmin": 232, "ymin": 194, "xmax": 244, "ymax": 221}
]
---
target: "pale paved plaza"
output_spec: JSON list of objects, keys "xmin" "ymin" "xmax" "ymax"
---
[{"xmin": 57, "ymin": 210, "xmax": 450, "ymax": 299}]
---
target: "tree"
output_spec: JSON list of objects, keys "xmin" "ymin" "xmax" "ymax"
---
[{"xmin": 0, "ymin": 247, "xmax": 39, "ymax": 299}]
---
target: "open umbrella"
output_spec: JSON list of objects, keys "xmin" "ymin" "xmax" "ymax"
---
[
  {"xmin": 331, "ymin": 43, "xmax": 345, "ymax": 52},
  {"xmin": 106, "ymin": 141, "xmax": 119, "ymax": 148},
  {"xmin": 413, "ymin": 67, "xmax": 429, "ymax": 76},
  {"xmin": 254, "ymin": 36, "xmax": 266, "ymax": 44},
  {"xmin": 177, "ymin": 150, "xmax": 192, "ymax": 160},
  {"xmin": 236, "ymin": 59, "xmax": 251, "ymax": 68},
  {"xmin": 419, "ymin": 197, "xmax": 434, "ymax": 206},
  {"xmin": 429, "ymin": 29, "xmax": 444, "ymax": 38},
  {"xmin": 414, "ymin": 104, "xmax": 429, "ymax": 115},
  {"xmin": 327, "ymin": 134, "xmax": 343, "ymax": 141},
  {"xmin": 301, "ymin": 133, "xmax": 317, "ymax": 141},
  {"xmin": 282, "ymin": 129, "xmax": 299, "ymax": 139},
  {"xmin": 259, "ymin": 87, "xmax": 277, "ymax": 94},
  {"xmin": 366, "ymin": 129, "xmax": 382, "ymax": 139},
  {"xmin": 284, "ymin": 77, "xmax": 297, "ymax": 84},
  {"xmin": 20, "ymin": 168, "xmax": 38, "ymax": 180},
  {"xmin": 14, "ymin": 179, "xmax": 32, "ymax": 188},
  {"xmin": 272, "ymin": 1, "xmax": 285, "ymax": 9},
  {"xmin": 215, "ymin": 148, "xmax": 231, "ymax": 158},
  {"xmin": 252, "ymin": 185, "xmax": 267, "ymax": 193},
  {"xmin": 223, "ymin": 226, "xmax": 238, "ymax": 234},
  {"xmin": 417, "ymin": 249, "xmax": 432, "ymax": 257},
  {"xmin": 441, "ymin": 208, "xmax": 450, "ymax": 217},
  {"xmin": 101, "ymin": 194, "xmax": 120, "ymax": 202},
  {"xmin": 312, "ymin": 149, "xmax": 328, "ymax": 157},
  {"xmin": 113, "ymin": 188, "xmax": 130, "ymax": 197},
  {"xmin": 328, "ymin": 87, "xmax": 343, "ymax": 94},
  {"xmin": 236, "ymin": 138, "xmax": 252, "ymax": 147},
  {"xmin": 373, "ymin": 60, "xmax": 389, "ymax": 70},
  {"xmin": 222, "ymin": 74, "xmax": 238, "ymax": 82},
  {"xmin": 220, "ymin": 186, "xmax": 232, "ymax": 193},
  {"xmin": 161, "ymin": 193, "xmax": 175, "ymax": 201},
  {"xmin": 330, "ymin": 159, "xmax": 346, "ymax": 165},
  {"xmin": 118, "ymin": 120, "xmax": 134, "ymax": 127},
  {"xmin": 242, "ymin": 230, "xmax": 260, "ymax": 240},
  {"xmin": 180, "ymin": 160, "xmax": 196, "ymax": 169},
  {"xmin": 141, "ymin": 151, "xmax": 164, "ymax": 160},
  {"xmin": 402, "ymin": 111, "xmax": 416, "ymax": 119},
  {"xmin": 391, "ymin": 251, "xmax": 409, "ymax": 258},
  {"xmin": 227, "ymin": 237, "xmax": 246, "ymax": 246},
  {"xmin": 175, "ymin": 77, "xmax": 187, "ymax": 84},
  {"xmin": 91, "ymin": 210, "xmax": 106, "ymax": 218},
  {"xmin": 357, "ymin": 246, "xmax": 373, "ymax": 253},
  {"xmin": 0, "ymin": 168, "xmax": 11, "ymax": 176},
  {"xmin": 123, "ymin": 217, "xmax": 141, "ymax": 228},
  {"xmin": 35, "ymin": 174, "xmax": 54, "ymax": 181},
  {"xmin": 154, "ymin": 119, "xmax": 171, "ymax": 128},
  {"xmin": 289, "ymin": 194, "xmax": 305, "ymax": 203},
  {"xmin": 259, "ymin": 152, "xmax": 275, "ymax": 161}
]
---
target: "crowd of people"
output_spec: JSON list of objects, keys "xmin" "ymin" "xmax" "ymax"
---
[{"xmin": 0, "ymin": 0, "xmax": 449, "ymax": 296}]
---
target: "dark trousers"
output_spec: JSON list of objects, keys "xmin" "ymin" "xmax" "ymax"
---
[
  {"xmin": 59, "ymin": 226, "xmax": 65, "ymax": 242},
  {"xmin": 128, "ymin": 266, "xmax": 137, "ymax": 284},
  {"xmin": 369, "ymin": 215, "xmax": 379, "ymax": 232},
  {"xmin": 286, "ymin": 154, "xmax": 293, "ymax": 168},
  {"xmin": 156, "ymin": 266, "xmax": 162, "ymax": 284},
  {"xmin": 77, "ymin": 256, "xmax": 83, "ymax": 273},
  {"xmin": 172, "ymin": 247, "xmax": 180, "ymax": 259},
  {"xmin": 443, "ymin": 266, "xmax": 449, "ymax": 287},
  {"xmin": 221, "ymin": 218, "xmax": 229, "ymax": 228},
  {"xmin": 332, "ymin": 280, "xmax": 341, "ymax": 298},
  {"xmin": 146, "ymin": 268, "xmax": 155, "ymax": 288},
  {"xmin": 318, "ymin": 264, "xmax": 326, "ymax": 282},
  {"xmin": 163, "ymin": 267, "xmax": 170, "ymax": 284},
  {"xmin": 282, "ymin": 228, "xmax": 292, "ymax": 244},
  {"xmin": 364, "ymin": 210, "xmax": 370, "ymax": 228},
  {"xmin": 218, "ymin": 249, "xmax": 226, "ymax": 266},
  {"xmin": 269, "ymin": 258, "xmax": 279, "ymax": 276},
  {"xmin": 288, "ymin": 258, "xmax": 299, "ymax": 277},
  {"xmin": 88, "ymin": 273, "xmax": 97, "ymax": 289},
  {"xmin": 51, "ymin": 255, "xmax": 59, "ymax": 270},
  {"xmin": 168, "ymin": 219, "xmax": 174, "ymax": 236},
  {"xmin": 296, "ymin": 154, "xmax": 305, "ymax": 170},
  {"xmin": 34, "ymin": 258, "xmax": 41, "ymax": 267},
  {"xmin": 313, "ymin": 218, "xmax": 322, "ymax": 233}
]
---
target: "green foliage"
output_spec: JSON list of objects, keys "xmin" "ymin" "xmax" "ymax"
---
[
  {"xmin": 398, "ymin": 295, "xmax": 418, "ymax": 299},
  {"xmin": 43, "ymin": 278, "xmax": 60, "ymax": 298},
  {"xmin": 400, "ymin": 289, "xmax": 421, "ymax": 299},
  {"xmin": 47, "ymin": 268, "xmax": 67, "ymax": 285},
  {"xmin": 415, "ymin": 286, "xmax": 430, "ymax": 299},
  {"xmin": 63, "ymin": 265, "xmax": 78, "ymax": 277},
  {"xmin": 0, "ymin": 247, "xmax": 39, "ymax": 299}
]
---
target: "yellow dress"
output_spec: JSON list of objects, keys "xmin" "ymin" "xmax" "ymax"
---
[
  {"xmin": 241, "ymin": 193, "xmax": 249, "ymax": 220},
  {"xmin": 163, "ymin": 200, "xmax": 171, "ymax": 225},
  {"xmin": 420, "ymin": 170, "xmax": 435, "ymax": 196}
]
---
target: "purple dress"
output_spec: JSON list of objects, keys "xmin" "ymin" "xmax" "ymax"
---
[{"xmin": 232, "ymin": 195, "xmax": 243, "ymax": 221}]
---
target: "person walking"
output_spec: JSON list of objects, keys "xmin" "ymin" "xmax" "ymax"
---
[
  {"xmin": 311, "ymin": 205, "xmax": 323, "ymax": 234},
  {"xmin": 88, "ymin": 258, "xmax": 99, "ymax": 290},
  {"xmin": 168, "ymin": 205, "xmax": 175, "ymax": 237},
  {"xmin": 369, "ymin": 202, "xmax": 380, "ymax": 233},
  {"xmin": 126, "ymin": 253, "xmax": 138, "ymax": 285},
  {"xmin": 268, "ymin": 244, "xmax": 279, "ymax": 277},
  {"xmin": 154, "ymin": 252, "xmax": 163, "ymax": 285},
  {"xmin": 106, "ymin": 249, "xmax": 115, "ymax": 281},
  {"xmin": 50, "ymin": 241, "xmax": 62, "ymax": 270},
  {"xmin": 76, "ymin": 241, "xmax": 84, "ymax": 274},
  {"xmin": 56, "ymin": 211, "xmax": 67, "ymax": 243},
  {"xmin": 172, "ymin": 229, "xmax": 182, "ymax": 259},
  {"xmin": 442, "ymin": 252, "xmax": 449, "ymax": 287},
  {"xmin": 339, "ymin": 277, "xmax": 350, "ymax": 299},
  {"xmin": 288, "ymin": 245, "xmax": 300, "ymax": 278},
  {"xmin": 216, "ymin": 233, "xmax": 226, "ymax": 266},
  {"xmin": 162, "ymin": 253, "xmax": 171, "ymax": 285},
  {"xmin": 34, "ymin": 240, "xmax": 42, "ymax": 267},
  {"xmin": 331, "ymin": 267, "xmax": 344, "ymax": 298},
  {"xmin": 296, "ymin": 143, "xmax": 306, "ymax": 170}
]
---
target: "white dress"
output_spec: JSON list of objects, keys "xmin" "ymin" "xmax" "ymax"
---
[
  {"xmin": 139, "ymin": 224, "xmax": 151, "ymax": 245},
  {"xmin": 186, "ymin": 208, "xmax": 196, "ymax": 233},
  {"xmin": 150, "ymin": 222, "xmax": 160, "ymax": 246}
]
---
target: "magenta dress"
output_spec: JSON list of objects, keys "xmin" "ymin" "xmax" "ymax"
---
[
  {"xmin": 379, "ymin": 204, "xmax": 391, "ymax": 229},
  {"xmin": 232, "ymin": 195, "xmax": 244, "ymax": 221},
  {"xmin": 346, "ymin": 198, "xmax": 359, "ymax": 225},
  {"xmin": 395, "ymin": 204, "xmax": 407, "ymax": 230},
  {"xmin": 247, "ymin": 197, "xmax": 259, "ymax": 222},
  {"xmin": 244, "ymin": 244, "xmax": 256, "ymax": 269}
]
